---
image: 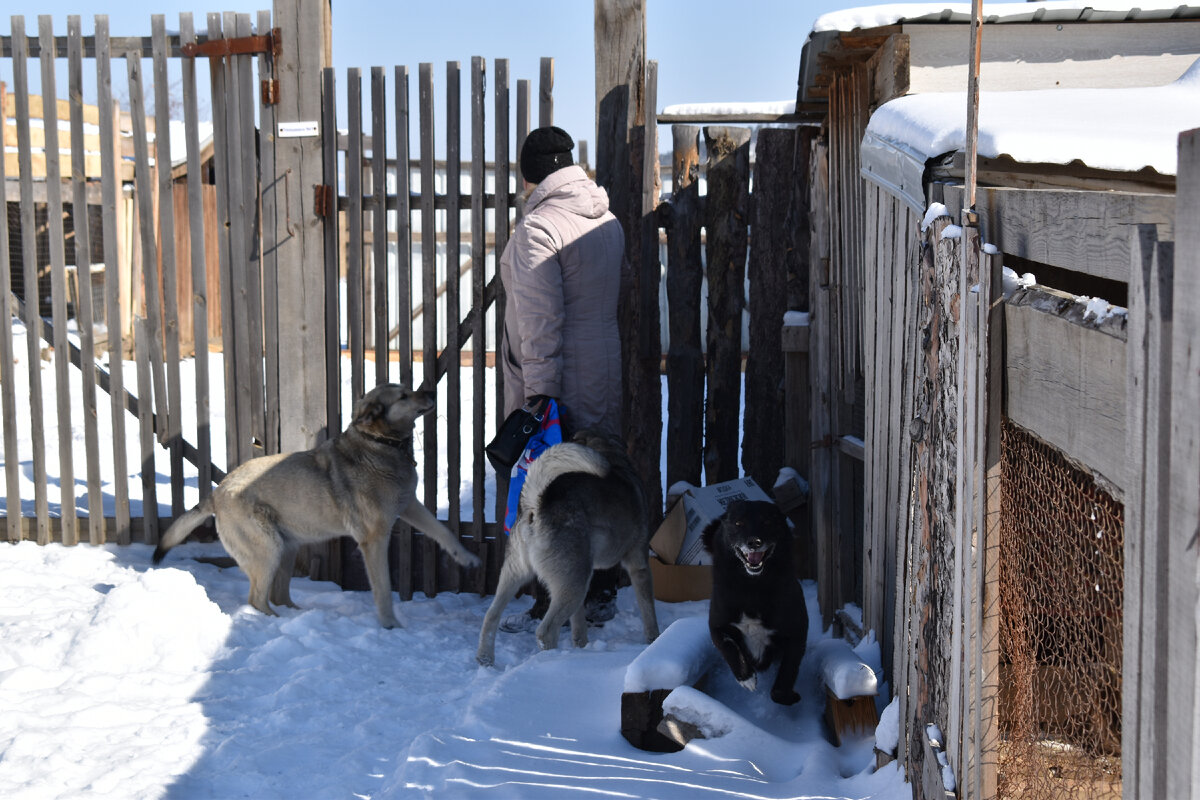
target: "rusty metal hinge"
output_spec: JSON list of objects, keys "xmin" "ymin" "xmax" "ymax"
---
[
  {"xmin": 182, "ymin": 27, "xmax": 281, "ymax": 59},
  {"xmin": 261, "ymin": 79, "xmax": 280, "ymax": 106},
  {"xmin": 314, "ymin": 184, "xmax": 334, "ymax": 218}
]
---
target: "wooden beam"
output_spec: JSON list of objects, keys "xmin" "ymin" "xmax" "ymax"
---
[
  {"xmin": 942, "ymin": 183, "xmax": 1175, "ymax": 282},
  {"xmin": 1004, "ymin": 286, "xmax": 1127, "ymax": 494}
]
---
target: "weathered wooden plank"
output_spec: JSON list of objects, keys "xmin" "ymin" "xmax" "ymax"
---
[
  {"xmin": 810, "ymin": 134, "xmax": 836, "ymax": 629},
  {"xmin": 418, "ymin": 61, "xmax": 438, "ymax": 598},
  {"xmin": 593, "ymin": 0, "xmax": 644, "ymax": 245},
  {"xmin": 272, "ymin": 0, "xmax": 330, "ymax": 455},
  {"xmin": 977, "ymin": 249, "xmax": 1003, "ymax": 800},
  {"xmin": 539, "ymin": 56, "xmax": 553, "ymax": 126},
  {"xmin": 492, "ymin": 59, "xmax": 511, "ymax": 548},
  {"xmin": 444, "ymin": 59, "xmax": 462, "ymax": 594},
  {"xmin": 179, "ymin": 13, "xmax": 212, "ymax": 499},
  {"xmin": 390, "ymin": 63, "xmax": 414, "ymax": 601},
  {"xmin": 950, "ymin": 223, "xmax": 979, "ymax": 782},
  {"xmin": 207, "ymin": 13, "xmax": 239, "ymax": 472},
  {"xmin": 0, "ymin": 58, "xmax": 18, "ymax": 542},
  {"xmin": 973, "ymin": 185, "xmax": 1175, "ymax": 283},
  {"xmin": 1124, "ymin": 224, "xmax": 1168, "ymax": 798},
  {"xmin": 38, "ymin": 16, "xmax": 77, "ymax": 545},
  {"xmin": 394, "ymin": 65, "xmax": 413, "ymax": 392},
  {"xmin": 1004, "ymin": 287, "xmax": 1127, "ymax": 493},
  {"xmin": 347, "ymin": 67, "xmax": 366, "ymax": 402},
  {"xmin": 321, "ymin": 67, "xmax": 341, "ymax": 442},
  {"xmin": 665, "ymin": 124, "xmax": 703, "ymax": 489},
  {"xmin": 744, "ymin": 127, "xmax": 798, "ymax": 493},
  {"xmin": 234, "ymin": 14, "xmax": 265, "ymax": 458},
  {"xmin": 861, "ymin": 181, "xmax": 884, "ymax": 642},
  {"xmin": 702, "ymin": 125, "xmax": 750, "ymax": 484},
  {"xmin": 257, "ymin": 9, "xmax": 279, "ymax": 457},
  {"xmin": 67, "ymin": 16, "xmax": 103, "ymax": 544},
  {"xmin": 470, "ymin": 56, "xmax": 487, "ymax": 570},
  {"xmin": 371, "ymin": 66, "xmax": 389, "ymax": 387},
  {"xmin": 219, "ymin": 12, "xmax": 255, "ymax": 466},
  {"xmin": 627, "ymin": 61, "xmax": 662, "ymax": 521},
  {"xmin": 95, "ymin": 15, "xmax": 130, "ymax": 544},
  {"xmin": 126, "ymin": 50, "xmax": 171, "ymax": 466},
  {"xmin": 133, "ymin": 317, "xmax": 159, "ymax": 543},
  {"xmin": 152, "ymin": 15, "xmax": 185, "ymax": 517},
  {"xmin": 1164, "ymin": 128, "xmax": 1200, "ymax": 800}
]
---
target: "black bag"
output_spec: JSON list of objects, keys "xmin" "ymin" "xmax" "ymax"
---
[{"xmin": 485, "ymin": 398, "xmax": 548, "ymax": 472}]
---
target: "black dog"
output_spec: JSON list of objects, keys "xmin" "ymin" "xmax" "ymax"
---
[{"xmin": 702, "ymin": 499, "xmax": 808, "ymax": 705}]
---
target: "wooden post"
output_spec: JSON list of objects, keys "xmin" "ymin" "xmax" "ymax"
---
[
  {"xmin": 629, "ymin": 60, "xmax": 662, "ymax": 521},
  {"xmin": 272, "ymin": 0, "xmax": 330, "ymax": 450},
  {"xmin": 703, "ymin": 126, "xmax": 751, "ymax": 484},
  {"xmin": 665, "ymin": 124, "xmax": 703, "ymax": 489},
  {"xmin": 964, "ymin": 0, "xmax": 982, "ymax": 218},
  {"xmin": 744, "ymin": 128, "xmax": 805, "ymax": 492},
  {"xmin": 594, "ymin": 0, "xmax": 644, "ymax": 236},
  {"xmin": 1165, "ymin": 128, "xmax": 1200, "ymax": 799}
]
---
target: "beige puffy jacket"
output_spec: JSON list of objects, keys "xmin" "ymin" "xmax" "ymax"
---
[{"xmin": 499, "ymin": 164, "xmax": 625, "ymax": 437}]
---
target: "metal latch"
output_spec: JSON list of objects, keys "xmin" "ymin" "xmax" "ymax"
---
[
  {"xmin": 314, "ymin": 184, "xmax": 334, "ymax": 218},
  {"xmin": 182, "ymin": 28, "xmax": 281, "ymax": 59},
  {"xmin": 261, "ymin": 79, "xmax": 280, "ymax": 105}
]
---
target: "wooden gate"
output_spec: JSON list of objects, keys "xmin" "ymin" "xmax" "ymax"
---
[
  {"xmin": 318, "ymin": 57, "xmax": 555, "ymax": 598},
  {"xmin": 1, "ymin": 11, "xmax": 272, "ymax": 546}
]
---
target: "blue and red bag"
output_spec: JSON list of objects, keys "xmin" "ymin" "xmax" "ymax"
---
[{"xmin": 503, "ymin": 398, "xmax": 561, "ymax": 534}]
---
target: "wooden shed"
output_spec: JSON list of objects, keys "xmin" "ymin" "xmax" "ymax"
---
[{"xmin": 794, "ymin": 3, "xmax": 1200, "ymax": 798}]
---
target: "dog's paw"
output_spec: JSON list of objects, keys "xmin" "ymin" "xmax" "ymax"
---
[
  {"xmin": 459, "ymin": 551, "xmax": 483, "ymax": 569},
  {"xmin": 738, "ymin": 674, "xmax": 758, "ymax": 692},
  {"xmin": 771, "ymin": 687, "xmax": 800, "ymax": 706},
  {"xmin": 476, "ymin": 651, "xmax": 495, "ymax": 667}
]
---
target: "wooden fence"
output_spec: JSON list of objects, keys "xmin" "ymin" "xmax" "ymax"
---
[
  {"xmin": 1, "ymin": 9, "xmax": 810, "ymax": 620},
  {"xmin": 837, "ymin": 125, "xmax": 1200, "ymax": 797}
]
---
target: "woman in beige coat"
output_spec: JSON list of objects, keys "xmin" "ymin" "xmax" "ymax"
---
[
  {"xmin": 497, "ymin": 125, "xmax": 626, "ymax": 631},
  {"xmin": 499, "ymin": 126, "xmax": 624, "ymax": 436}
]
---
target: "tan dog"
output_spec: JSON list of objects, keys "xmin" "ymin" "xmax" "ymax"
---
[{"xmin": 154, "ymin": 384, "xmax": 480, "ymax": 627}]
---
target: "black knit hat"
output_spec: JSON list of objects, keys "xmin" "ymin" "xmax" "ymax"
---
[{"xmin": 520, "ymin": 126, "xmax": 574, "ymax": 184}]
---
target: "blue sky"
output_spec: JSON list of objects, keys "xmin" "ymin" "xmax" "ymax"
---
[{"xmin": 9, "ymin": 1, "xmax": 852, "ymax": 158}]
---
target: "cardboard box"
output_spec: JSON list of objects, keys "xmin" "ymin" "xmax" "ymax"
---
[{"xmin": 648, "ymin": 477, "xmax": 774, "ymax": 602}]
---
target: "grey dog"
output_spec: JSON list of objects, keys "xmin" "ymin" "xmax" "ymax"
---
[
  {"xmin": 153, "ymin": 384, "xmax": 480, "ymax": 627},
  {"xmin": 477, "ymin": 430, "xmax": 659, "ymax": 665}
]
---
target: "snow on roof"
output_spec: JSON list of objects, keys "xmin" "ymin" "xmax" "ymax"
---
[
  {"xmin": 860, "ymin": 55, "xmax": 1200, "ymax": 209},
  {"xmin": 813, "ymin": 0, "xmax": 1200, "ymax": 34},
  {"xmin": 660, "ymin": 100, "xmax": 796, "ymax": 117}
]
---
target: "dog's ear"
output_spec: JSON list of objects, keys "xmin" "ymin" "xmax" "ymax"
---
[{"xmin": 351, "ymin": 395, "xmax": 385, "ymax": 428}]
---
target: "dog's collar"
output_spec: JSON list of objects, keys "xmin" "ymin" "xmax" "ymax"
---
[{"xmin": 359, "ymin": 429, "xmax": 412, "ymax": 449}]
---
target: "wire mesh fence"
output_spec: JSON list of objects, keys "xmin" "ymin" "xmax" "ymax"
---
[{"xmin": 999, "ymin": 417, "xmax": 1123, "ymax": 800}]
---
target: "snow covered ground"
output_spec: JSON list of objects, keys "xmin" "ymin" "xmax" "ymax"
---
[
  {"xmin": 0, "ymin": 540, "xmax": 909, "ymax": 799},
  {"xmin": 0, "ymin": 320, "xmax": 912, "ymax": 798}
]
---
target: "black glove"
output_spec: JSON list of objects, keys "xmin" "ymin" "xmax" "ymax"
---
[{"xmin": 524, "ymin": 395, "xmax": 552, "ymax": 415}]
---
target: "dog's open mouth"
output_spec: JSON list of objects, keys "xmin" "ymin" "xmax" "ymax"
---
[{"xmin": 736, "ymin": 542, "xmax": 774, "ymax": 575}]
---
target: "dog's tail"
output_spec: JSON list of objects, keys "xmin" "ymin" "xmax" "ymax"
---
[
  {"xmin": 152, "ymin": 497, "xmax": 215, "ymax": 564},
  {"xmin": 522, "ymin": 442, "xmax": 609, "ymax": 512}
]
